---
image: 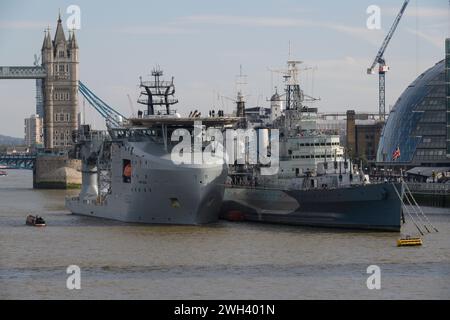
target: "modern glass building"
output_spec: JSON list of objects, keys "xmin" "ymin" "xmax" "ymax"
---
[{"xmin": 377, "ymin": 39, "xmax": 450, "ymax": 167}]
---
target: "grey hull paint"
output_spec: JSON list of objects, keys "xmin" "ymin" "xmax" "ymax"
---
[
  {"xmin": 66, "ymin": 140, "xmax": 227, "ymax": 225},
  {"xmin": 221, "ymin": 183, "xmax": 403, "ymax": 231}
]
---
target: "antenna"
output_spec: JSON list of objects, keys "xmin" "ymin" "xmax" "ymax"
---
[
  {"xmin": 288, "ymin": 40, "xmax": 291, "ymax": 60},
  {"xmin": 235, "ymin": 64, "xmax": 248, "ymax": 94},
  {"xmin": 311, "ymin": 66, "xmax": 318, "ymax": 102}
]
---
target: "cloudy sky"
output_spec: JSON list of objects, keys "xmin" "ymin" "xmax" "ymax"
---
[{"xmin": 0, "ymin": 0, "xmax": 448, "ymax": 137}]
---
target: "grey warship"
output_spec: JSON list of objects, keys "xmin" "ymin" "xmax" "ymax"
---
[
  {"xmin": 220, "ymin": 60, "xmax": 405, "ymax": 231},
  {"xmin": 66, "ymin": 68, "xmax": 238, "ymax": 224}
]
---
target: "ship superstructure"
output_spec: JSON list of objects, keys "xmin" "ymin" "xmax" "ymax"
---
[
  {"xmin": 67, "ymin": 68, "xmax": 239, "ymax": 224},
  {"xmin": 221, "ymin": 60, "xmax": 404, "ymax": 231}
]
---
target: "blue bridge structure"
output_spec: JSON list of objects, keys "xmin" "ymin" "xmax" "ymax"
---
[
  {"xmin": 0, "ymin": 79, "xmax": 123, "ymax": 172},
  {"xmin": 0, "ymin": 153, "xmax": 37, "ymax": 169}
]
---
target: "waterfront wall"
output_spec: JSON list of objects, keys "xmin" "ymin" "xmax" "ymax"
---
[
  {"xmin": 407, "ymin": 183, "xmax": 450, "ymax": 208},
  {"xmin": 33, "ymin": 153, "xmax": 81, "ymax": 189}
]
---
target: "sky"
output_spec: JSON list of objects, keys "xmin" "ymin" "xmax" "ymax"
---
[{"xmin": 0, "ymin": 0, "xmax": 449, "ymax": 137}]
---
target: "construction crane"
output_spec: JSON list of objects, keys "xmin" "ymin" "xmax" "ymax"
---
[{"xmin": 367, "ymin": 0, "xmax": 409, "ymax": 121}]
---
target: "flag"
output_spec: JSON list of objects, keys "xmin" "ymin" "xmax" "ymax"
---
[{"xmin": 392, "ymin": 146, "xmax": 401, "ymax": 161}]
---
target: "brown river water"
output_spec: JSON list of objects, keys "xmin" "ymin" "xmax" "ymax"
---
[{"xmin": 1, "ymin": 169, "xmax": 449, "ymax": 299}]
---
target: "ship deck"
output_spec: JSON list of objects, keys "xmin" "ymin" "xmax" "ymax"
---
[{"xmin": 126, "ymin": 117, "xmax": 241, "ymax": 127}]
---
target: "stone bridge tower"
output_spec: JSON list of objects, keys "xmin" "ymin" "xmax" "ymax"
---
[{"xmin": 41, "ymin": 14, "xmax": 79, "ymax": 149}]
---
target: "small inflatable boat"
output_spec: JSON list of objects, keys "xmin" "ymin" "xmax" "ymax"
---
[{"xmin": 26, "ymin": 215, "xmax": 46, "ymax": 227}]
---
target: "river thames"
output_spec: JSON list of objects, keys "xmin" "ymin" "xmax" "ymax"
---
[{"xmin": 1, "ymin": 169, "xmax": 449, "ymax": 299}]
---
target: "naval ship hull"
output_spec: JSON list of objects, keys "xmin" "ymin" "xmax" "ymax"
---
[
  {"xmin": 220, "ymin": 183, "xmax": 404, "ymax": 231},
  {"xmin": 67, "ymin": 166, "xmax": 226, "ymax": 225},
  {"xmin": 67, "ymin": 171, "xmax": 226, "ymax": 225},
  {"xmin": 66, "ymin": 139, "xmax": 228, "ymax": 225}
]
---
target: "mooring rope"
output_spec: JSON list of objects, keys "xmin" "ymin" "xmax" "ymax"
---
[
  {"xmin": 402, "ymin": 180, "xmax": 439, "ymax": 232},
  {"xmin": 402, "ymin": 184, "xmax": 431, "ymax": 233},
  {"xmin": 392, "ymin": 182, "xmax": 424, "ymax": 236}
]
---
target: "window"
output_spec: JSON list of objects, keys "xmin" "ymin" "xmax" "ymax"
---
[
  {"xmin": 59, "ymin": 51, "xmax": 64, "ymax": 58},
  {"xmin": 170, "ymin": 198, "xmax": 180, "ymax": 208},
  {"xmin": 122, "ymin": 159, "xmax": 132, "ymax": 183}
]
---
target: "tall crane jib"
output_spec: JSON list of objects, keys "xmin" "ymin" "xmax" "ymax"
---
[{"xmin": 367, "ymin": 0, "xmax": 410, "ymax": 121}]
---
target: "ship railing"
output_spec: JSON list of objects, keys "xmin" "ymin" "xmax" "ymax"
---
[
  {"xmin": 142, "ymin": 109, "xmax": 178, "ymax": 116},
  {"xmin": 137, "ymin": 110, "xmax": 179, "ymax": 119},
  {"xmin": 137, "ymin": 97, "xmax": 178, "ymax": 105},
  {"xmin": 72, "ymin": 129, "xmax": 110, "ymax": 144},
  {"xmin": 224, "ymin": 181, "xmax": 344, "ymax": 191},
  {"xmin": 406, "ymin": 182, "xmax": 450, "ymax": 194},
  {"xmin": 140, "ymin": 80, "xmax": 174, "ymax": 88}
]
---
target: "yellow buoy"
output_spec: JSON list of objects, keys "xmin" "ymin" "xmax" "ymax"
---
[{"xmin": 397, "ymin": 237, "xmax": 423, "ymax": 247}]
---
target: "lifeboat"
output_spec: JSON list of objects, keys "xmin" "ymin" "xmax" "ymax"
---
[{"xmin": 26, "ymin": 215, "xmax": 46, "ymax": 227}]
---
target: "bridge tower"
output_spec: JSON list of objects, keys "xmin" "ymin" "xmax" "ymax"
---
[
  {"xmin": 0, "ymin": 13, "xmax": 82, "ymax": 189},
  {"xmin": 41, "ymin": 14, "xmax": 79, "ymax": 149}
]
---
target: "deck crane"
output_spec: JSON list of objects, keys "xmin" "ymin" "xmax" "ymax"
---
[{"xmin": 367, "ymin": 0, "xmax": 409, "ymax": 121}]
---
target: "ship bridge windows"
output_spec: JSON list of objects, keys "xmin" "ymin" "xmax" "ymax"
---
[{"xmin": 299, "ymin": 142, "xmax": 340, "ymax": 147}]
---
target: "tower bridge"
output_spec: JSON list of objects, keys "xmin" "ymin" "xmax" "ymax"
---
[
  {"xmin": 0, "ymin": 66, "xmax": 46, "ymax": 79},
  {"xmin": 0, "ymin": 13, "xmax": 82, "ymax": 188},
  {"xmin": 0, "ymin": 13, "xmax": 79, "ymax": 150}
]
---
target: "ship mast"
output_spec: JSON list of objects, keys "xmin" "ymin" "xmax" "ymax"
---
[
  {"xmin": 137, "ymin": 67, "xmax": 179, "ymax": 116},
  {"xmin": 284, "ymin": 60, "xmax": 304, "ymax": 111}
]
